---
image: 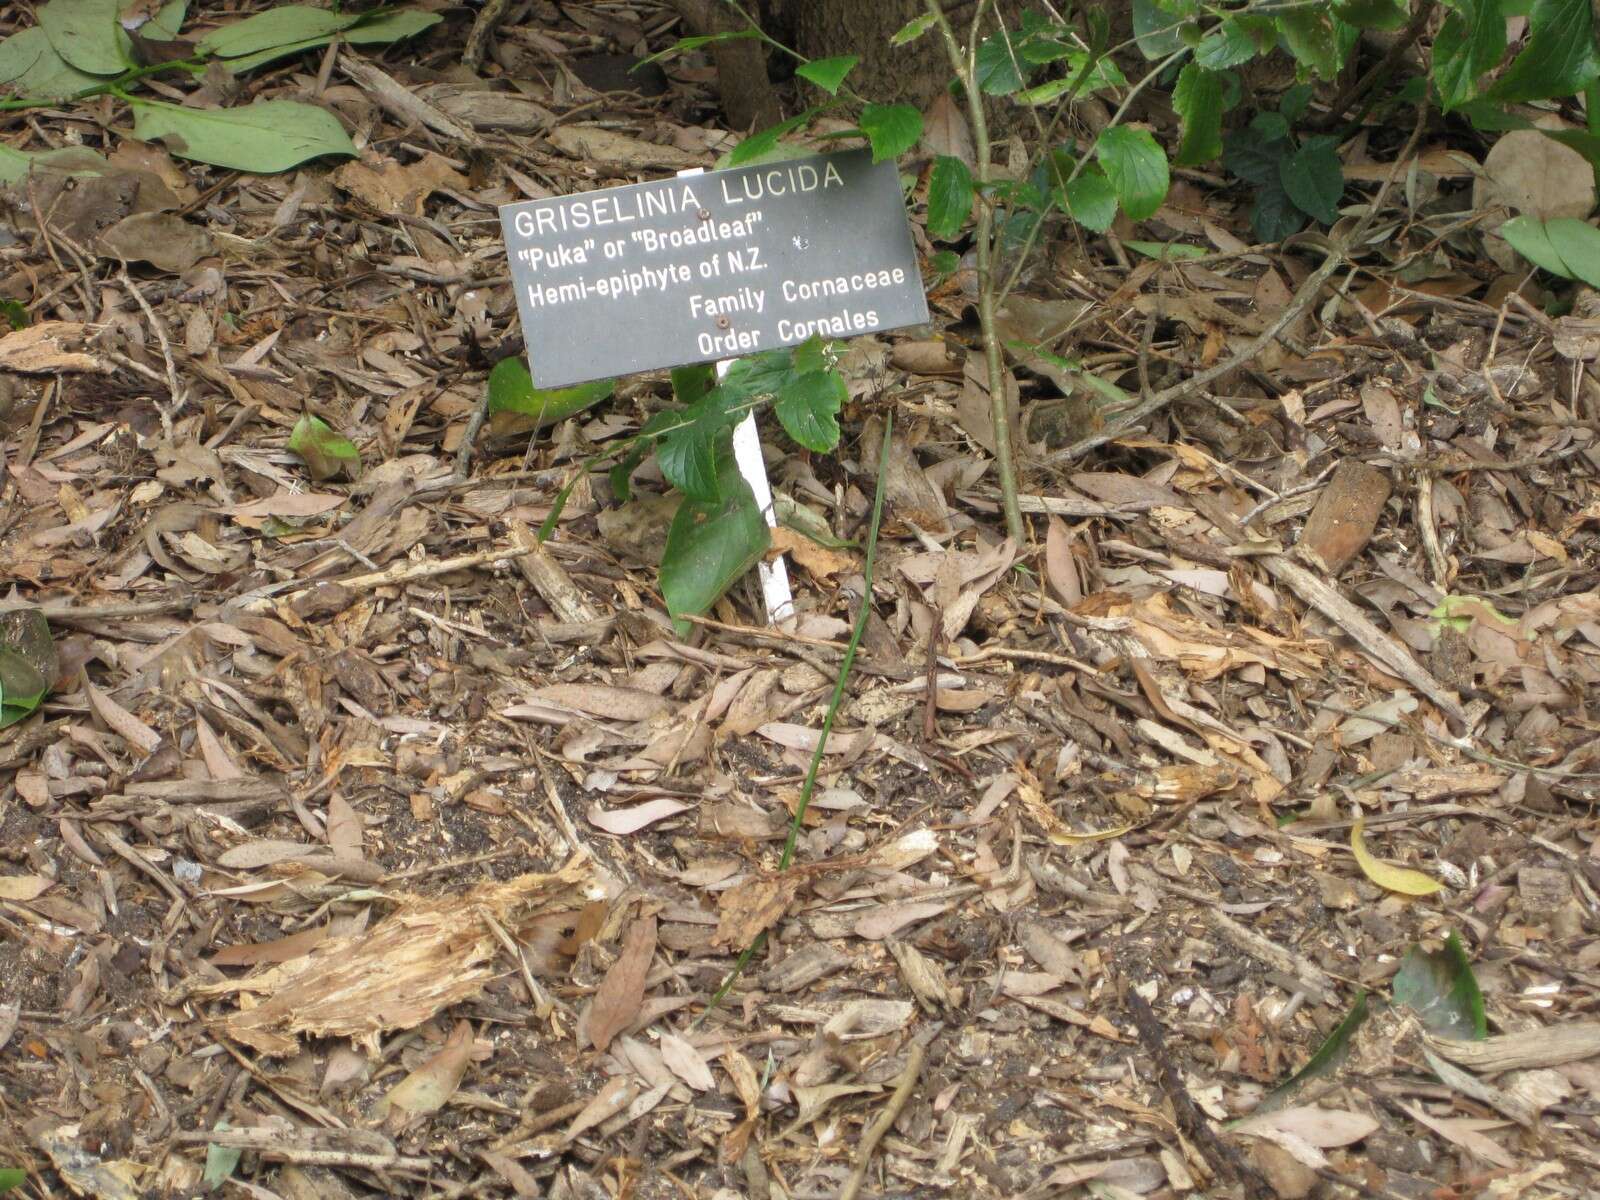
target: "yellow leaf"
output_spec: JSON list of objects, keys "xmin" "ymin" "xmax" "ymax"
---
[{"xmin": 1350, "ymin": 818, "xmax": 1443, "ymax": 896}]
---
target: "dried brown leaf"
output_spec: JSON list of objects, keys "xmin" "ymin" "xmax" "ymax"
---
[{"xmin": 588, "ymin": 914, "xmax": 657, "ymax": 1053}]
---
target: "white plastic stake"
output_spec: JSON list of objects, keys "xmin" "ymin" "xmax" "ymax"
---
[{"xmin": 678, "ymin": 167, "xmax": 794, "ymax": 626}]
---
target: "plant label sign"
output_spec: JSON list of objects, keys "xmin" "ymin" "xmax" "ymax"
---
[{"xmin": 500, "ymin": 149, "xmax": 930, "ymax": 388}]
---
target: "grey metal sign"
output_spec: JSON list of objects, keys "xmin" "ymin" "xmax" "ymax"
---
[{"xmin": 499, "ymin": 149, "xmax": 930, "ymax": 389}]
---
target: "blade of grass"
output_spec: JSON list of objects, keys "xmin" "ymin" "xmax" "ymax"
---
[{"xmin": 695, "ymin": 412, "xmax": 895, "ymax": 1025}]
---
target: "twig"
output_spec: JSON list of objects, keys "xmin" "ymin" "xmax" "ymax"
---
[
  {"xmin": 462, "ymin": 0, "xmax": 514, "ymax": 72},
  {"xmin": 1049, "ymin": 106, "xmax": 1430, "ymax": 465},
  {"xmin": 308, "ymin": 544, "xmax": 540, "ymax": 594},
  {"xmin": 839, "ymin": 1041, "xmax": 928, "ymax": 1200},
  {"xmin": 925, "ymin": 0, "xmax": 1025, "ymax": 543},
  {"xmin": 171, "ymin": 1129, "xmax": 430, "ymax": 1172}
]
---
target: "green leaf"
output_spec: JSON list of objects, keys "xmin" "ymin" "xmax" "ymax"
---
[
  {"xmin": 147, "ymin": 1, "xmax": 189, "ymax": 40},
  {"xmin": 1195, "ymin": 15, "xmax": 1273, "ymax": 69},
  {"xmin": 1279, "ymin": 7, "xmax": 1341, "ymax": 78},
  {"xmin": 0, "ymin": 1167, "xmax": 26, "ymax": 1192},
  {"xmin": 1543, "ymin": 217, "xmax": 1600, "ymax": 286},
  {"xmin": 486, "ymin": 357, "xmax": 612, "ymax": 434},
  {"xmin": 0, "ymin": 608, "xmax": 56, "ymax": 731},
  {"xmin": 926, "ymin": 249, "xmax": 959, "ymax": 283},
  {"xmin": 130, "ymin": 97, "xmax": 356, "ymax": 173},
  {"xmin": 219, "ymin": 10, "xmax": 442, "ymax": 74},
  {"xmin": 0, "ymin": 143, "xmax": 106, "ymax": 187},
  {"xmin": 1124, "ymin": 240, "xmax": 1208, "ymax": 260},
  {"xmin": 1252, "ymin": 992, "xmax": 1369, "ymax": 1115},
  {"xmin": 1491, "ymin": 0, "xmax": 1599, "ymax": 102},
  {"xmin": 796, "ymin": 54, "xmax": 857, "ymax": 95},
  {"xmin": 609, "ymin": 439, "xmax": 652, "ymax": 504},
  {"xmin": 38, "ymin": 0, "xmax": 129, "ymax": 76},
  {"xmin": 0, "ymin": 26, "xmax": 48, "ymax": 84},
  {"xmin": 975, "ymin": 29, "xmax": 1028, "ymax": 94},
  {"xmin": 661, "ymin": 448, "xmax": 770, "ymax": 638},
  {"xmin": 775, "ymin": 369, "xmax": 845, "ymax": 451},
  {"xmin": 657, "ymin": 387, "xmax": 742, "ymax": 502},
  {"xmin": 1061, "ymin": 169, "xmax": 1117, "ymax": 233},
  {"xmin": 719, "ymin": 347, "xmax": 797, "ymax": 406},
  {"xmin": 637, "ymin": 28, "xmax": 759, "ymax": 69},
  {"xmin": 1172, "ymin": 64, "xmax": 1224, "ymax": 166},
  {"xmin": 1334, "ymin": 0, "xmax": 1410, "ymax": 29},
  {"xmin": 288, "ymin": 414, "xmax": 360, "ymax": 481},
  {"xmin": 891, "ymin": 13, "xmax": 939, "ymax": 45},
  {"xmin": 198, "ymin": 6, "xmax": 353, "ymax": 58},
  {"xmin": 202, "ymin": 1122, "xmax": 242, "ymax": 1190},
  {"xmin": 1223, "ymin": 125, "xmax": 1290, "ymax": 187},
  {"xmin": 1542, "ymin": 126, "xmax": 1600, "ymax": 165},
  {"xmin": 858, "ymin": 103, "xmax": 922, "ymax": 163},
  {"xmin": 1095, "ymin": 125, "xmax": 1169, "ymax": 221},
  {"xmin": 1280, "ymin": 136, "xmax": 1344, "ymax": 224},
  {"xmin": 1432, "ymin": 0, "xmax": 1505, "ymax": 110},
  {"xmin": 671, "ymin": 363, "xmax": 717, "ymax": 406},
  {"xmin": 1499, "ymin": 215, "xmax": 1574, "ymax": 276},
  {"xmin": 1131, "ymin": 0, "xmax": 1188, "ymax": 60},
  {"xmin": 726, "ymin": 108, "xmax": 818, "ymax": 168},
  {"xmin": 0, "ymin": 299, "xmax": 28, "ymax": 331},
  {"xmin": 1250, "ymin": 178, "xmax": 1308, "ymax": 242},
  {"xmin": 1279, "ymin": 81, "xmax": 1315, "ymax": 125},
  {"xmin": 1393, "ymin": 933, "xmax": 1487, "ymax": 1041},
  {"xmin": 926, "ymin": 154, "xmax": 974, "ymax": 239},
  {"xmin": 5, "ymin": 26, "xmax": 104, "ymax": 99}
]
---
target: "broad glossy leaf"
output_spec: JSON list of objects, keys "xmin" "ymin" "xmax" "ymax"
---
[
  {"xmin": 926, "ymin": 154, "xmax": 973, "ymax": 239},
  {"xmin": 487, "ymin": 357, "xmax": 612, "ymax": 433},
  {"xmin": 1351, "ymin": 818, "xmax": 1443, "ymax": 896},
  {"xmin": 775, "ymin": 370, "xmax": 845, "ymax": 452},
  {"xmin": 0, "ymin": 608, "xmax": 56, "ymax": 731},
  {"xmin": 39, "ymin": 0, "xmax": 128, "ymax": 76},
  {"xmin": 1491, "ymin": 0, "xmax": 1600, "ymax": 101},
  {"xmin": 198, "ymin": 6, "xmax": 353, "ymax": 58},
  {"xmin": 795, "ymin": 55, "xmax": 856, "ymax": 95},
  {"xmin": 1172, "ymin": 64, "xmax": 1224, "ymax": 166},
  {"xmin": 1498, "ymin": 216, "xmax": 1573, "ymax": 277},
  {"xmin": 859, "ymin": 103, "xmax": 922, "ymax": 163},
  {"xmin": 1394, "ymin": 933, "xmax": 1487, "ymax": 1040},
  {"xmin": 1095, "ymin": 126, "xmax": 1168, "ymax": 220},
  {"xmin": 1280, "ymin": 136, "xmax": 1344, "ymax": 225},
  {"xmin": 661, "ymin": 451, "xmax": 769, "ymax": 637},
  {"xmin": 1061, "ymin": 169, "xmax": 1117, "ymax": 233},
  {"xmin": 130, "ymin": 97, "xmax": 356, "ymax": 172},
  {"xmin": 1432, "ymin": 0, "xmax": 1505, "ymax": 110},
  {"xmin": 287, "ymin": 414, "xmax": 360, "ymax": 481},
  {"xmin": 1543, "ymin": 216, "xmax": 1600, "ymax": 287}
]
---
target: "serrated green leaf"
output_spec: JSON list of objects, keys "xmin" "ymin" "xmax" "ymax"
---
[
  {"xmin": 1333, "ymin": 0, "xmax": 1410, "ymax": 29},
  {"xmin": 891, "ymin": 12, "xmax": 938, "ymax": 46},
  {"xmin": 1223, "ymin": 126, "xmax": 1290, "ymax": 188},
  {"xmin": 1498, "ymin": 215, "xmax": 1573, "ymax": 277},
  {"xmin": 1543, "ymin": 217, "xmax": 1600, "ymax": 286},
  {"xmin": 661, "ymin": 448, "xmax": 770, "ymax": 637},
  {"xmin": 775, "ymin": 370, "xmax": 845, "ymax": 452},
  {"xmin": 1280, "ymin": 137, "xmax": 1344, "ymax": 224},
  {"xmin": 1195, "ymin": 15, "xmax": 1273, "ymax": 69},
  {"xmin": 1095, "ymin": 125, "xmax": 1168, "ymax": 221},
  {"xmin": 1279, "ymin": 81, "xmax": 1315, "ymax": 125},
  {"xmin": 926, "ymin": 249, "xmax": 959, "ymax": 282},
  {"xmin": 486, "ymin": 357, "xmax": 612, "ymax": 434},
  {"xmin": 39, "ymin": 0, "xmax": 129, "ymax": 76},
  {"xmin": 1172, "ymin": 64, "xmax": 1224, "ymax": 166},
  {"xmin": 0, "ymin": 608, "xmax": 55, "ymax": 731},
  {"xmin": 727, "ymin": 108, "xmax": 817, "ymax": 168},
  {"xmin": 1279, "ymin": 7, "xmax": 1341, "ymax": 78},
  {"xmin": 198, "ymin": 6, "xmax": 354, "ymax": 58},
  {"xmin": 926, "ymin": 154, "xmax": 973, "ymax": 239},
  {"xmin": 1491, "ymin": 0, "xmax": 1599, "ymax": 101},
  {"xmin": 976, "ymin": 29, "xmax": 1027, "ymax": 94},
  {"xmin": 719, "ymin": 347, "xmax": 797, "ymax": 406},
  {"xmin": 1131, "ymin": 0, "xmax": 1188, "ymax": 60},
  {"xmin": 658, "ymin": 387, "xmax": 743, "ymax": 502},
  {"xmin": 1432, "ymin": 0, "xmax": 1505, "ymax": 110},
  {"xmin": 796, "ymin": 54, "xmax": 857, "ymax": 95},
  {"xmin": 287, "ymin": 414, "xmax": 360, "ymax": 481},
  {"xmin": 130, "ymin": 97, "xmax": 356, "ymax": 173},
  {"xmin": 791, "ymin": 335, "xmax": 829, "ymax": 376},
  {"xmin": 1250, "ymin": 178, "xmax": 1308, "ymax": 242},
  {"xmin": 1061, "ymin": 169, "xmax": 1117, "ymax": 233},
  {"xmin": 1393, "ymin": 933, "xmax": 1487, "ymax": 1041},
  {"xmin": 859, "ymin": 103, "xmax": 922, "ymax": 163},
  {"xmin": 671, "ymin": 363, "xmax": 717, "ymax": 406}
]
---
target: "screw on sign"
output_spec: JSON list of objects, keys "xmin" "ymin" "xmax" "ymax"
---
[{"xmin": 499, "ymin": 149, "xmax": 929, "ymax": 624}]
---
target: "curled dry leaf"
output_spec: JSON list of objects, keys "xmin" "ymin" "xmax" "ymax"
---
[
  {"xmin": 1350, "ymin": 818, "xmax": 1443, "ymax": 897},
  {"xmin": 375, "ymin": 1020, "xmax": 480, "ymax": 1132},
  {"xmin": 711, "ymin": 872, "xmax": 803, "ymax": 950},
  {"xmin": 657, "ymin": 1031, "xmax": 715, "ymax": 1091},
  {"xmin": 587, "ymin": 798, "xmax": 692, "ymax": 835}
]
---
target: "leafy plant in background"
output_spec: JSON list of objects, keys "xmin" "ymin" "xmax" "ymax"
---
[
  {"xmin": 492, "ymin": 337, "xmax": 847, "ymax": 634},
  {"xmin": 1223, "ymin": 87, "xmax": 1345, "ymax": 241},
  {"xmin": 0, "ymin": 1167, "xmax": 24, "ymax": 1193},
  {"xmin": 0, "ymin": 608, "xmax": 57, "ymax": 730},
  {"xmin": 0, "ymin": 1, "xmax": 441, "ymax": 176}
]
